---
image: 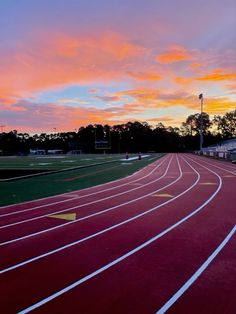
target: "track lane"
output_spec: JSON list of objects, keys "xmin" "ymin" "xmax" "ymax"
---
[
  {"xmin": 16, "ymin": 155, "xmax": 235, "ymax": 314},
  {"xmin": 162, "ymin": 226, "xmax": 236, "ymax": 314},
  {"xmin": 0, "ymin": 155, "xmax": 234, "ymax": 313},
  {"xmin": 24, "ymin": 221, "xmax": 235, "ymax": 314},
  {"xmin": 0, "ymin": 154, "xmax": 225, "ymax": 312}
]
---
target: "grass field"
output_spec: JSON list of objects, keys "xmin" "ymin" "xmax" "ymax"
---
[
  {"xmin": 0, "ymin": 154, "xmax": 122, "ymax": 170},
  {"xmin": 0, "ymin": 153, "xmax": 163, "ymax": 206}
]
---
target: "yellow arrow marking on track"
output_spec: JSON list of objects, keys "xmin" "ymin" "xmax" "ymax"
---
[
  {"xmin": 48, "ymin": 213, "xmax": 77, "ymax": 221},
  {"xmin": 152, "ymin": 193, "xmax": 174, "ymax": 198},
  {"xmin": 199, "ymin": 182, "xmax": 217, "ymax": 185}
]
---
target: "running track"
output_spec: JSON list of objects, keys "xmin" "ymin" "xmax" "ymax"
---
[{"xmin": 0, "ymin": 153, "xmax": 235, "ymax": 313}]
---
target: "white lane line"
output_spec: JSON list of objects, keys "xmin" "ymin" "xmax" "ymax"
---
[
  {"xmin": 0, "ymin": 157, "xmax": 172, "ymax": 228},
  {"xmin": 0, "ymin": 156, "xmax": 169, "ymax": 218},
  {"xmin": 200, "ymin": 156, "xmax": 236, "ymax": 171},
  {"xmin": 1, "ymin": 156, "xmax": 191, "ymax": 271},
  {"xmin": 156, "ymin": 225, "xmax": 236, "ymax": 314},
  {"xmin": 186, "ymin": 155, "xmax": 236, "ymax": 177},
  {"xmin": 0, "ymin": 155, "xmax": 166, "ymax": 211},
  {"xmin": 17, "ymin": 155, "xmax": 222, "ymax": 314},
  {"xmin": 0, "ymin": 157, "xmax": 175, "ymax": 245},
  {"xmin": 188, "ymin": 154, "xmax": 236, "ymax": 175}
]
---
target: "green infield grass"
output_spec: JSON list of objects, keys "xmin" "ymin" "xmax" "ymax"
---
[
  {"xmin": 0, "ymin": 154, "xmax": 122, "ymax": 170},
  {"xmin": 0, "ymin": 153, "xmax": 164, "ymax": 206}
]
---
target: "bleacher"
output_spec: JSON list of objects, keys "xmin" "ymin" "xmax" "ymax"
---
[{"xmin": 199, "ymin": 138, "xmax": 236, "ymax": 162}]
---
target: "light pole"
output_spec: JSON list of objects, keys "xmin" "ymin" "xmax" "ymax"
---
[{"xmin": 199, "ymin": 93, "xmax": 203, "ymax": 152}]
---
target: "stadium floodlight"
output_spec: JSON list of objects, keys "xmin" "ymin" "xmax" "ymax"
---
[{"xmin": 199, "ymin": 93, "xmax": 203, "ymax": 152}]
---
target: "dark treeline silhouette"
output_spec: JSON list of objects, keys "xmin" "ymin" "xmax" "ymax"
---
[{"xmin": 0, "ymin": 110, "xmax": 235, "ymax": 155}]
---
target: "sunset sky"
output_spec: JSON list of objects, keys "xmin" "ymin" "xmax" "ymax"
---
[{"xmin": 0, "ymin": 0, "xmax": 235, "ymax": 133}]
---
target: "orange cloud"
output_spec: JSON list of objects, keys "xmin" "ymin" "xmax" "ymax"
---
[
  {"xmin": 116, "ymin": 88, "xmax": 195, "ymax": 108},
  {"xmin": 174, "ymin": 77, "xmax": 193, "ymax": 85},
  {"xmin": 188, "ymin": 63, "xmax": 201, "ymax": 70},
  {"xmin": 196, "ymin": 69, "xmax": 236, "ymax": 81},
  {"xmin": 203, "ymin": 97, "xmax": 236, "ymax": 114},
  {"xmin": 115, "ymin": 87, "xmax": 236, "ymax": 115},
  {"xmin": 156, "ymin": 45, "xmax": 193, "ymax": 64},
  {"xmin": 116, "ymin": 88, "xmax": 161, "ymax": 103}
]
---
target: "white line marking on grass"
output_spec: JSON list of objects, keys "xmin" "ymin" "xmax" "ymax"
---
[
  {"xmin": 0, "ymin": 156, "xmax": 169, "ymax": 218},
  {"xmin": 0, "ymin": 157, "xmax": 171, "ymax": 227},
  {"xmin": 0, "ymin": 157, "xmax": 175, "ymax": 244},
  {"xmin": 17, "ymin": 155, "xmax": 222, "ymax": 314},
  {"xmin": 156, "ymin": 225, "xmax": 236, "ymax": 314},
  {"xmin": 38, "ymin": 163, "xmax": 52, "ymax": 165}
]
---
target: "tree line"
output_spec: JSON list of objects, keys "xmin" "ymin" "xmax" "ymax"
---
[{"xmin": 0, "ymin": 110, "xmax": 235, "ymax": 155}]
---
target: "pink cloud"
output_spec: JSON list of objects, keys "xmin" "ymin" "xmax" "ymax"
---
[
  {"xmin": 95, "ymin": 95, "xmax": 121, "ymax": 102},
  {"xmin": 88, "ymin": 88, "xmax": 98, "ymax": 94},
  {"xmin": 0, "ymin": 99, "xmax": 145, "ymax": 133},
  {"xmin": 0, "ymin": 30, "xmax": 147, "ymax": 104}
]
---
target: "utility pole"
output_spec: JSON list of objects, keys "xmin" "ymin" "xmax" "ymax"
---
[{"xmin": 199, "ymin": 93, "xmax": 203, "ymax": 152}]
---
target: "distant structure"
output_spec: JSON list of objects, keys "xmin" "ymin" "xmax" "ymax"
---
[
  {"xmin": 29, "ymin": 149, "xmax": 64, "ymax": 155},
  {"xmin": 29, "ymin": 149, "xmax": 46, "ymax": 155},
  {"xmin": 196, "ymin": 138, "xmax": 236, "ymax": 162},
  {"xmin": 47, "ymin": 149, "xmax": 63, "ymax": 155}
]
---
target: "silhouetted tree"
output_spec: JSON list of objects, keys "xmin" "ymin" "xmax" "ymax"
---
[{"xmin": 213, "ymin": 110, "xmax": 236, "ymax": 138}]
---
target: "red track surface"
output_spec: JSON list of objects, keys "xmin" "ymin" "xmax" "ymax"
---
[{"xmin": 0, "ymin": 153, "xmax": 235, "ymax": 314}]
